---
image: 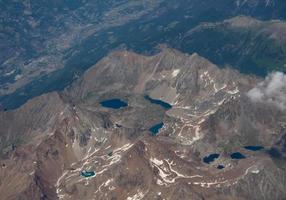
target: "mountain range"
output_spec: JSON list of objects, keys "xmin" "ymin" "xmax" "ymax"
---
[
  {"xmin": 1, "ymin": 1, "xmax": 286, "ymax": 200},
  {"xmin": 1, "ymin": 0, "xmax": 286, "ymax": 110},
  {"xmin": 1, "ymin": 47, "xmax": 286, "ymax": 199}
]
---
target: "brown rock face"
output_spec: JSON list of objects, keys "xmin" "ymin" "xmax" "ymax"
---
[{"xmin": 1, "ymin": 48, "xmax": 286, "ymax": 200}]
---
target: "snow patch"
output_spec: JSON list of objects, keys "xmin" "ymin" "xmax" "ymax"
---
[
  {"xmin": 4, "ymin": 70, "xmax": 15, "ymax": 76},
  {"xmin": 127, "ymin": 191, "xmax": 146, "ymax": 200},
  {"xmin": 150, "ymin": 157, "xmax": 164, "ymax": 166},
  {"xmin": 172, "ymin": 69, "xmax": 180, "ymax": 77},
  {"xmin": 227, "ymin": 87, "xmax": 239, "ymax": 95}
]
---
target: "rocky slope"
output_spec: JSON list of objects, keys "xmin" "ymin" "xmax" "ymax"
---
[{"xmin": 1, "ymin": 48, "xmax": 286, "ymax": 200}]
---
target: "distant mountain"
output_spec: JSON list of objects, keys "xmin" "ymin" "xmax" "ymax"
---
[
  {"xmin": 1, "ymin": 48, "xmax": 286, "ymax": 200},
  {"xmin": 2, "ymin": 0, "xmax": 286, "ymax": 110},
  {"xmin": 180, "ymin": 16, "xmax": 286, "ymax": 76}
]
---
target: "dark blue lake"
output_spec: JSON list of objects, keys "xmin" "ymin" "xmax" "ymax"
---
[
  {"xmin": 100, "ymin": 99, "xmax": 127, "ymax": 109},
  {"xmin": 244, "ymin": 146, "xmax": 264, "ymax": 151},
  {"xmin": 267, "ymin": 148, "xmax": 282, "ymax": 159},
  {"xmin": 217, "ymin": 164, "xmax": 225, "ymax": 169},
  {"xmin": 144, "ymin": 95, "xmax": 172, "ymax": 109},
  {"xmin": 230, "ymin": 152, "xmax": 246, "ymax": 160},
  {"xmin": 115, "ymin": 124, "xmax": 122, "ymax": 128},
  {"xmin": 149, "ymin": 122, "xmax": 164, "ymax": 136},
  {"xmin": 81, "ymin": 170, "xmax": 96, "ymax": 178},
  {"xmin": 203, "ymin": 153, "xmax": 220, "ymax": 164}
]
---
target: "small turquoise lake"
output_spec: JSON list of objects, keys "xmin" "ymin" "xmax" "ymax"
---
[
  {"xmin": 81, "ymin": 171, "xmax": 96, "ymax": 178},
  {"xmin": 100, "ymin": 99, "xmax": 128, "ymax": 109},
  {"xmin": 149, "ymin": 122, "xmax": 164, "ymax": 136}
]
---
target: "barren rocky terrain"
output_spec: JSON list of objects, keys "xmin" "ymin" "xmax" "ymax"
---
[
  {"xmin": 1, "ymin": 48, "xmax": 286, "ymax": 200},
  {"xmin": 2, "ymin": 1, "xmax": 286, "ymax": 200}
]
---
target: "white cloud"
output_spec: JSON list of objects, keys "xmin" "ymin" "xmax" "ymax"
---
[{"xmin": 247, "ymin": 72, "xmax": 286, "ymax": 110}]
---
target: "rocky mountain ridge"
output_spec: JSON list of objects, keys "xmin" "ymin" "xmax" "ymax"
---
[{"xmin": 1, "ymin": 48, "xmax": 285, "ymax": 199}]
